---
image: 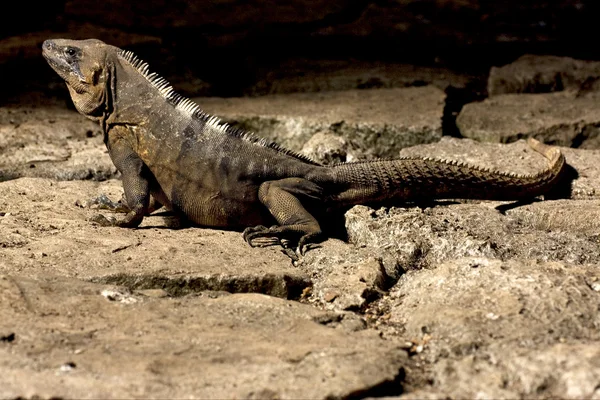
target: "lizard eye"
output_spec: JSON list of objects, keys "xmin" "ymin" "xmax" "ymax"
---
[{"xmin": 65, "ymin": 47, "xmax": 77, "ymax": 57}]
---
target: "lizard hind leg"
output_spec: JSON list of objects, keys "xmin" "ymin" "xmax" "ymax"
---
[{"xmin": 243, "ymin": 178, "xmax": 324, "ymax": 255}]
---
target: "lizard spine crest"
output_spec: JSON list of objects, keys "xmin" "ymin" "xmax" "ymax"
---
[{"xmin": 116, "ymin": 49, "xmax": 321, "ymax": 166}]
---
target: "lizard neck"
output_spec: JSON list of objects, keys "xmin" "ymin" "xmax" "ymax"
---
[{"xmin": 105, "ymin": 58, "xmax": 162, "ymax": 128}]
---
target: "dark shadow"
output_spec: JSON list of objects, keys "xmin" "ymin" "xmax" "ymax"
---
[
  {"xmin": 345, "ymin": 367, "xmax": 405, "ymax": 399},
  {"xmin": 495, "ymin": 199, "xmax": 538, "ymax": 214},
  {"xmin": 540, "ymin": 162, "xmax": 578, "ymax": 200},
  {"xmin": 443, "ymin": 82, "xmax": 487, "ymax": 138}
]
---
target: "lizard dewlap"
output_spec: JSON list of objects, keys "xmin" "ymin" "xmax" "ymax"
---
[{"xmin": 42, "ymin": 38, "xmax": 565, "ymax": 256}]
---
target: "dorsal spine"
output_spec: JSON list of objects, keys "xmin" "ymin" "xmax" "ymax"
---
[{"xmin": 116, "ymin": 49, "xmax": 321, "ymax": 166}]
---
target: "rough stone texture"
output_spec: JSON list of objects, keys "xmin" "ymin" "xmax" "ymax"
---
[
  {"xmin": 558, "ymin": 146, "xmax": 600, "ymax": 199},
  {"xmin": 197, "ymin": 87, "xmax": 445, "ymax": 157},
  {"xmin": 370, "ymin": 258, "xmax": 600, "ymax": 399},
  {"xmin": 0, "ymin": 175, "xmax": 394, "ymax": 315},
  {"xmin": 488, "ymin": 54, "xmax": 600, "ymax": 96},
  {"xmin": 342, "ymin": 137, "xmax": 600, "ymax": 396},
  {"xmin": 0, "ymin": 175, "xmax": 410, "ymax": 398},
  {"xmin": 344, "ymin": 139, "xmax": 600, "ymax": 276},
  {"xmin": 0, "ymin": 106, "xmax": 115, "ymax": 182},
  {"xmin": 506, "ymin": 199, "xmax": 600, "ymax": 235},
  {"xmin": 0, "ymin": 275, "xmax": 407, "ymax": 399},
  {"xmin": 0, "ymin": 178, "xmax": 309, "ymax": 299},
  {"xmin": 246, "ymin": 59, "xmax": 474, "ymax": 96},
  {"xmin": 300, "ymin": 240, "xmax": 390, "ymax": 312},
  {"xmin": 300, "ymin": 131, "xmax": 350, "ymax": 164},
  {"xmin": 456, "ymin": 91, "xmax": 600, "ymax": 148},
  {"xmin": 5, "ymin": 40, "xmax": 600, "ymax": 397},
  {"xmin": 346, "ymin": 200, "xmax": 600, "ymax": 275}
]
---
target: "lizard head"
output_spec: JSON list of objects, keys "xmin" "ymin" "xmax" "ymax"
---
[{"xmin": 42, "ymin": 38, "xmax": 113, "ymax": 119}]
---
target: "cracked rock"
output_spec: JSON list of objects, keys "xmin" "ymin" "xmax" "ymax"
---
[
  {"xmin": 0, "ymin": 275, "xmax": 407, "ymax": 399},
  {"xmin": 196, "ymin": 86, "xmax": 445, "ymax": 158}
]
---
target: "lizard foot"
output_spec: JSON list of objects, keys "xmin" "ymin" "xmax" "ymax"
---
[
  {"xmin": 243, "ymin": 225, "xmax": 283, "ymax": 248},
  {"xmin": 86, "ymin": 194, "xmax": 130, "ymax": 213},
  {"xmin": 297, "ymin": 232, "xmax": 322, "ymax": 256},
  {"xmin": 90, "ymin": 214, "xmax": 117, "ymax": 226},
  {"xmin": 243, "ymin": 225, "xmax": 322, "ymax": 259},
  {"xmin": 90, "ymin": 212, "xmax": 143, "ymax": 228},
  {"xmin": 243, "ymin": 226, "xmax": 299, "ymax": 261}
]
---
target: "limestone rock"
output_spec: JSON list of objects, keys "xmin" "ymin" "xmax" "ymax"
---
[
  {"xmin": 488, "ymin": 54, "xmax": 600, "ymax": 96},
  {"xmin": 300, "ymin": 239, "xmax": 390, "ymax": 311},
  {"xmin": 300, "ymin": 131, "xmax": 349, "ymax": 164},
  {"xmin": 456, "ymin": 91, "xmax": 600, "ymax": 148},
  {"xmin": 344, "ymin": 138, "xmax": 600, "ymax": 273},
  {"xmin": 0, "ymin": 178, "xmax": 309, "ymax": 299},
  {"xmin": 0, "ymin": 275, "xmax": 407, "ymax": 399},
  {"xmin": 197, "ymin": 87, "xmax": 445, "ymax": 158},
  {"xmin": 0, "ymin": 107, "xmax": 116, "ymax": 182},
  {"xmin": 375, "ymin": 258, "xmax": 600, "ymax": 398}
]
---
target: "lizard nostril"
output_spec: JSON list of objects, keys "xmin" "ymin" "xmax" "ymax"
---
[{"xmin": 42, "ymin": 40, "xmax": 53, "ymax": 51}]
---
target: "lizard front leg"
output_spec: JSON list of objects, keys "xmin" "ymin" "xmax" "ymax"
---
[
  {"xmin": 243, "ymin": 178, "xmax": 324, "ymax": 255},
  {"xmin": 92, "ymin": 127, "xmax": 152, "ymax": 228}
]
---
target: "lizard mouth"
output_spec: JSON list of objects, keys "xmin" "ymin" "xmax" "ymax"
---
[
  {"xmin": 43, "ymin": 51, "xmax": 88, "ymax": 90},
  {"xmin": 42, "ymin": 40, "xmax": 86, "ymax": 83},
  {"xmin": 42, "ymin": 41, "xmax": 61, "ymax": 69},
  {"xmin": 42, "ymin": 51, "xmax": 69, "ymax": 78}
]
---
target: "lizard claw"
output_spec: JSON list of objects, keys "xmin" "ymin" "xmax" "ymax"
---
[
  {"xmin": 90, "ymin": 214, "xmax": 117, "ymax": 226},
  {"xmin": 297, "ymin": 232, "xmax": 322, "ymax": 256},
  {"xmin": 281, "ymin": 247, "xmax": 300, "ymax": 262},
  {"xmin": 88, "ymin": 194, "xmax": 130, "ymax": 213},
  {"xmin": 243, "ymin": 225, "xmax": 306, "ymax": 257},
  {"xmin": 243, "ymin": 226, "xmax": 322, "ymax": 259},
  {"xmin": 243, "ymin": 225, "xmax": 266, "ymax": 246},
  {"xmin": 243, "ymin": 226, "xmax": 281, "ymax": 248}
]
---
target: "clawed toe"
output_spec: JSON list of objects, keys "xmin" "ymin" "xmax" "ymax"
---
[
  {"xmin": 242, "ymin": 225, "xmax": 322, "ymax": 260},
  {"xmin": 297, "ymin": 232, "xmax": 322, "ymax": 255},
  {"xmin": 88, "ymin": 194, "xmax": 129, "ymax": 212},
  {"xmin": 249, "ymin": 236, "xmax": 282, "ymax": 248},
  {"xmin": 243, "ymin": 225, "xmax": 281, "ymax": 248},
  {"xmin": 242, "ymin": 225, "xmax": 267, "ymax": 245},
  {"xmin": 90, "ymin": 214, "xmax": 117, "ymax": 226}
]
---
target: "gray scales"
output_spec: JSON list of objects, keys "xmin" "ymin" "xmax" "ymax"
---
[{"xmin": 42, "ymin": 38, "xmax": 566, "ymax": 258}]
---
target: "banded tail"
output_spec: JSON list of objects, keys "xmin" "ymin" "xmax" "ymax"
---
[{"xmin": 328, "ymin": 138, "xmax": 565, "ymax": 206}]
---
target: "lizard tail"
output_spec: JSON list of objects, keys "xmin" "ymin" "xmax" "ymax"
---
[{"xmin": 327, "ymin": 138, "xmax": 565, "ymax": 206}]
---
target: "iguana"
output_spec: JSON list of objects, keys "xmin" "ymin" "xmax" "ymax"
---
[{"xmin": 42, "ymin": 38, "xmax": 565, "ymax": 256}]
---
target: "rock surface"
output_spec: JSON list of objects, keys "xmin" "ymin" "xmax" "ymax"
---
[
  {"xmin": 0, "ymin": 177, "xmax": 409, "ymax": 398},
  {"xmin": 1, "ymin": 275, "xmax": 406, "ymax": 399},
  {"xmin": 4, "ymin": 44, "xmax": 600, "ymax": 398},
  {"xmin": 246, "ymin": 59, "xmax": 473, "ymax": 96},
  {"xmin": 0, "ymin": 106, "xmax": 115, "ymax": 182},
  {"xmin": 375, "ymin": 258, "xmax": 600, "ymax": 399},
  {"xmin": 0, "ymin": 178, "xmax": 308, "ymax": 299},
  {"xmin": 197, "ymin": 86, "xmax": 445, "ymax": 158},
  {"xmin": 488, "ymin": 54, "xmax": 600, "ymax": 96},
  {"xmin": 456, "ymin": 91, "xmax": 600, "ymax": 148}
]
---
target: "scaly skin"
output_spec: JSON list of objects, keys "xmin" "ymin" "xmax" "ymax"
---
[{"xmin": 42, "ymin": 38, "xmax": 566, "ymax": 256}]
